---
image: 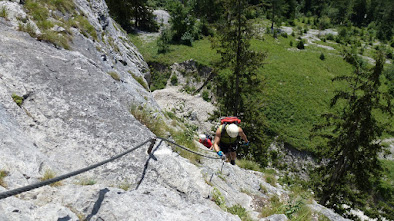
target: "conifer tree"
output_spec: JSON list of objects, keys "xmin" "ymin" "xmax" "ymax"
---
[
  {"xmin": 105, "ymin": 0, "xmax": 157, "ymax": 32},
  {"xmin": 213, "ymin": 0, "xmax": 268, "ymax": 163},
  {"xmin": 312, "ymin": 51, "xmax": 393, "ymax": 216}
]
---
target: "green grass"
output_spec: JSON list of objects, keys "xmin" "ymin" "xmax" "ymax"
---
[
  {"xmin": 250, "ymin": 35, "xmax": 354, "ymax": 151},
  {"xmin": 236, "ymin": 159, "xmax": 263, "ymax": 171},
  {"xmin": 129, "ymin": 34, "xmax": 220, "ymax": 66},
  {"xmin": 261, "ymin": 191, "xmax": 314, "ymax": 220},
  {"xmin": 76, "ymin": 177, "xmax": 96, "ymax": 186},
  {"xmin": 41, "ymin": 169, "xmax": 62, "ymax": 187},
  {"xmin": 380, "ymin": 159, "xmax": 394, "ymax": 201},
  {"xmin": 130, "ymin": 104, "xmax": 201, "ymax": 163},
  {"xmin": 0, "ymin": 5, "xmax": 8, "ymax": 19},
  {"xmin": 108, "ymin": 71, "xmax": 120, "ymax": 81},
  {"xmin": 227, "ymin": 204, "xmax": 253, "ymax": 221},
  {"xmin": 128, "ymin": 71, "xmax": 149, "ymax": 90},
  {"xmin": 70, "ymin": 15, "xmax": 98, "ymax": 40},
  {"xmin": 131, "ymin": 28, "xmax": 354, "ymax": 152},
  {"xmin": 131, "ymin": 18, "xmax": 393, "ymax": 154}
]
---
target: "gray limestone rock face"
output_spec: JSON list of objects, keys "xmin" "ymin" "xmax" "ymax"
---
[
  {"xmin": 0, "ymin": 1, "xmax": 358, "ymax": 220},
  {"xmin": 0, "ymin": 3, "xmax": 240, "ymax": 220}
]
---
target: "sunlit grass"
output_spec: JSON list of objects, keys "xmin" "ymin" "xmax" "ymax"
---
[
  {"xmin": 41, "ymin": 169, "xmax": 62, "ymax": 187},
  {"xmin": 130, "ymin": 34, "xmax": 220, "ymax": 66}
]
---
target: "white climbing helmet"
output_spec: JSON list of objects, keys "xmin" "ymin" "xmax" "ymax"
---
[
  {"xmin": 226, "ymin": 124, "xmax": 239, "ymax": 138},
  {"xmin": 199, "ymin": 134, "xmax": 207, "ymax": 140}
]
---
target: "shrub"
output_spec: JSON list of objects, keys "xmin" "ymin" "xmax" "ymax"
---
[
  {"xmin": 108, "ymin": 71, "xmax": 120, "ymax": 81},
  {"xmin": 320, "ymin": 52, "xmax": 325, "ymax": 60},
  {"xmin": 11, "ymin": 93, "xmax": 23, "ymax": 107},
  {"xmin": 281, "ymin": 32, "xmax": 288, "ymax": 38},
  {"xmin": 157, "ymin": 28, "xmax": 171, "ymax": 53},
  {"xmin": 181, "ymin": 31, "xmax": 194, "ymax": 46},
  {"xmin": 326, "ymin": 33, "xmax": 334, "ymax": 41},
  {"xmin": 170, "ymin": 74, "xmax": 178, "ymax": 86},
  {"xmin": 296, "ymin": 40, "xmax": 305, "ymax": 50},
  {"xmin": 202, "ymin": 90, "xmax": 210, "ymax": 101},
  {"xmin": 150, "ymin": 69, "xmax": 171, "ymax": 91},
  {"xmin": 290, "ymin": 40, "xmax": 293, "ymax": 47}
]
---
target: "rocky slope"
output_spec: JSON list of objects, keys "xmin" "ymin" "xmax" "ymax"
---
[{"xmin": 0, "ymin": 0, "xmax": 352, "ymax": 220}]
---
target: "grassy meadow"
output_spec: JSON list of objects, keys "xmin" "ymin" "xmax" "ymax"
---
[{"xmin": 129, "ymin": 28, "xmax": 358, "ymax": 151}]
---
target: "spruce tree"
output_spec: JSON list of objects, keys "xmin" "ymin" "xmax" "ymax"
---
[
  {"xmin": 213, "ymin": 0, "xmax": 268, "ymax": 163},
  {"xmin": 312, "ymin": 51, "xmax": 393, "ymax": 216}
]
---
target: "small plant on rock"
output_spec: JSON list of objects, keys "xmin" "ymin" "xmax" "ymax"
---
[
  {"xmin": 0, "ymin": 6, "xmax": 8, "ymax": 20},
  {"xmin": 170, "ymin": 74, "xmax": 178, "ymax": 86},
  {"xmin": 41, "ymin": 169, "xmax": 62, "ymax": 187},
  {"xmin": 0, "ymin": 170, "xmax": 9, "ymax": 188},
  {"xmin": 11, "ymin": 93, "xmax": 23, "ymax": 107},
  {"xmin": 211, "ymin": 187, "xmax": 226, "ymax": 209},
  {"xmin": 108, "ymin": 71, "xmax": 120, "ymax": 81},
  {"xmin": 227, "ymin": 204, "xmax": 252, "ymax": 221}
]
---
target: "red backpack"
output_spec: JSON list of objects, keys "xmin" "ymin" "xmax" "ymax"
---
[
  {"xmin": 219, "ymin": 117, "xmax": 241, "ymax": 138},
  {"xmin": 220, "ymin": 116, "xmax": 241, "ymax": 125}
]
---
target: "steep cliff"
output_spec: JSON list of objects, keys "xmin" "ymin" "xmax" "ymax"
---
[{"xmin": 0, "ymin": 1, "xmax": 351, "ymax": 220}]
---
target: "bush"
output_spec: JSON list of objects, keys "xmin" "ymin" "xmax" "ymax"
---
[
  {"xmin": 149, "ymin": 69, "xmax": 171, "ymax": 91},
  {"xmin": 170, "ymin": 74, "xmax": 178, "ymax": 85},
  {"xmin": 202, "ymin": 90, "xmax": 210, "ymax": 101},
  {"xmin": 296, "ymin": 40, "xmax": 305, "ymax": 49},
  {"xmin": 181, "ymin": 31, "xmax": 194, "ymax": 46},
  {"xmin": 320, "ymin": 52, "xmax": 325, "ymax": 60},
  {"xmin": 157, "ymin": 28, "xmax": 171, "ymax": 53}
]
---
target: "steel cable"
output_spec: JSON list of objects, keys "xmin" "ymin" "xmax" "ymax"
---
[
  {"xmin": 156, "ymin": 136, "xmax": 221, "ymax": 160},
  {"xmin": 0, "ymin": 138, "xmax": 154, "ymax": 200}
]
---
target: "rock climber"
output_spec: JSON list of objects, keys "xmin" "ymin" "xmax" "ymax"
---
[{"xmin": 213, "ymin": 123, "xmax": 249, "ymax": 165}]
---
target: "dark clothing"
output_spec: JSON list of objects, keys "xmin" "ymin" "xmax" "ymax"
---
[{"xmin": 219, "ymin": 142, "xmax": 237, "ymax": 154}]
